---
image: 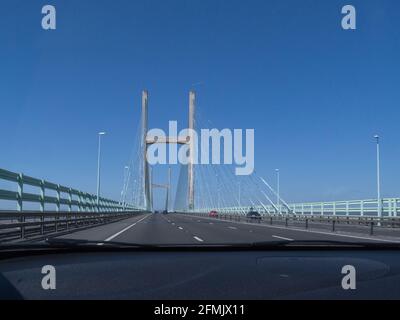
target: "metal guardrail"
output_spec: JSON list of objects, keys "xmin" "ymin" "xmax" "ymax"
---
[
  {"xmin": 190, "ymin": 212, "xmax": 400, "ymax": 236},
  {"xmin": 0, "ymin": 168, "xmax": 138, "ymax": 212},
  {"xmin": 196, "ymin": 198, "xmax": 400, "ymax": 217},
  {"xmin": 0, "ymin": 211, "xmax": 142, "ymax": 242}
]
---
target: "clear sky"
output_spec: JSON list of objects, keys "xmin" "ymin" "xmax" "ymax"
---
[{"xmin": 0, "ymin": 0, "xmax": 399, "ymax": 206}]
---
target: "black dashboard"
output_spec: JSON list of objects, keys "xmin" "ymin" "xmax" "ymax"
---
[{"xmin": 1, "ymin": 249, "xmax": 400, "ymax": 300}]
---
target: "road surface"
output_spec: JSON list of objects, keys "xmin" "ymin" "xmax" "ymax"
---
[{"xmin": 56, "ymin": 213, "xmax": 399, "ymax": 244}]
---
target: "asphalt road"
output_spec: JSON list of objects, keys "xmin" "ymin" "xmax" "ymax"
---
[{"xmin": 57, "ymin": 213, "xmax": 400, "ymax": 244}]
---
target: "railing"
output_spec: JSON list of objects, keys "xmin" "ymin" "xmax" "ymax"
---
[
  {"xmin": 0, "ymin": 210, "xmax": 142, "ymax": 242},
  {"xmin": 189, "ymin": 212, "xmax": 400, "ymax": 237},
  {"xmin": 196, "ymin": 198, "xmax": 400, "ymax": 217},
  {"xmin": 0, "ymin": 168, "xmax": 138, "ymax": 212}
]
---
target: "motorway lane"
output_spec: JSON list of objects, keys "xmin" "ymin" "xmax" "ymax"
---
[
  {"xmin": 58, "ymin": 213, "xmax": 197, "ymax": 244},
  {"xmin": 109, "ymin": 213, "xmax": 198, "ymax": 244},
  {"xmin": 162, "ymin": 214, "xmax": 392, "ymax": 244},
  {"xmin": 57, "ymin": 213, "xmax": 150, "ymax": 242},
  {"xmin": 56, "ymin": 213, "xmax": 396, "ymax": 244}
]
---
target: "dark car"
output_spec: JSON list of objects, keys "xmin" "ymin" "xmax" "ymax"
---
[
  {"xmin": 246, "ymin": 207, "xmax": 261, "ymax": 223},
  {"xmin": 162, "ymin": 210, "xmax": 168, "ymax": 214}
]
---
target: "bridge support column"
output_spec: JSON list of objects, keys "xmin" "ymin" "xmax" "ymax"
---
[
  {"xmin": 140, "ymin": 90, "xmax": 195, "ymax": 212},
  {"xmin": 165, "ymin": 166, "xmax": 171, "ymax": 212},
  {"xmin": 142, "ymin": 90, "xmax": 152, "ymax": 212},
  {"xmin": 188, "ymin": 91, "xmax": 195, "ymax": 211}
]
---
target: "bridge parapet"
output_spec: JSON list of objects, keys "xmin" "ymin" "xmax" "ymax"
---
[
  {"xmin": 194, "ymin": 198, "xmax": 400, "ymax": 217},
  {"xmin": 0, "ymin": 168, "xmax": 140, "ymax": 213}
]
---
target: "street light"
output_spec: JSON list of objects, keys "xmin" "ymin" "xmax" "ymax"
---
[
  {"xmin": 121, "ymin": 166, "xmax": 129, "ymax": 208},
  {"xmin": 238, "ymin": 181, "xmax": 241, "ymax": 207},
  {"xmin": 374, "ymin": 135, "xmax": 382, "ymax": 219},
  {"xmin": 275, "ymin": 169, "xmax": 280, "ymax": 214},
  {"xmin": 96, "ymin": 132, "xmax": 106, "ymax": 206}
]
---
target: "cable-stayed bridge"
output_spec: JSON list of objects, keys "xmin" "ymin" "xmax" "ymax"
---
[{"xmin": 1, "ymin": 90, "xmax": 400, "ymax": 244}]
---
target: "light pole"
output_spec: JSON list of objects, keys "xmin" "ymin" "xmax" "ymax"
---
[
  {"xmin": 216, "ymin": 173, "xmax": 220, "ymax": 209},
  {"xmin": 121, "ymin": 165, "xmax": 129, "ymax": 208},
  {"xmin": 276, "ymin": 169, "xmax": 280, "ymax": 214},
  {"xmin": 374, "ymin": 135, "xmax": 382, "ymax": 220},
  {"xmin": 238, "ymin": 181, "xmax": 241, "ymax": 207},
  {"xmin": 96, "ymin": 132, "xmax": 106, "ymax": 206}
]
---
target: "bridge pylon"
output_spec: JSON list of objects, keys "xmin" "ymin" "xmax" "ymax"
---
[
  {"xmin": 141, "ymin": 90, "xmax": 152, "ymax": 211},
  {"xmin": 140, "ymin": 90, "xmax": 195, "ymax": 212}
]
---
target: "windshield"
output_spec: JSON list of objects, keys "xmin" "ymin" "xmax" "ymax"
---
[{"xmin": 1, "ymin": 0, "xmax": 400, "ymax": 249}]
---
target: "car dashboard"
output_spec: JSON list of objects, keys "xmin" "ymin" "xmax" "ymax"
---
[{"xmin": 1, "ymin": 248, "xmax": 400, "ymax": 300}]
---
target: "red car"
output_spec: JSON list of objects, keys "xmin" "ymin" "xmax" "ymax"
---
[{"xmin": 208, "ymin": 210, "xmax": 218, "ymax": 218}]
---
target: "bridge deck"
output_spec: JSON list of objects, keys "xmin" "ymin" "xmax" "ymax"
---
[{"xmin": 55, "ymin": 213, "xmax": 400, "ymax": 245}]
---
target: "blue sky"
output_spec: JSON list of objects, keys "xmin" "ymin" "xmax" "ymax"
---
[{"xmin": 0, "ymin": 0, "xmax": 399, "ymax": 206}]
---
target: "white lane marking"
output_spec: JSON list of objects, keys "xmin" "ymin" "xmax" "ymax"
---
[
  {"xmin": 193, "ymin": 236, "xmax": 204, "ymax": 242},
  {"xmin": 273, "ymin": 235, "xmax": 293, "ymax": 241},
  {"xmin": 178, "ymin": 226, "xmax": 183, "ymax": 230},
  {"xmin": 104, "ymin": 215, "xmax": 149, "ymax": 242},
  {"xmin": 228, "ymin": 226, "xmax": 237, "ymax": 230},
  {"xmin": 172, "ymin": 223, "xmax": 175, "ymax": 225},
  {"xmin": 197, "ymin": 220, "xmax": 201, "ymax": 222},
  {"xmin": 187, "ymin": 215, "xmax": 400, "ymax": 243},
  {"xmin": 209, "ymin": 222, "xmax": 213, "ymax": 225}
]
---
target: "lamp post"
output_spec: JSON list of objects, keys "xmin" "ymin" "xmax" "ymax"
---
[
  {"xmin": 238, "ymin": 181, "xmax": 241, "ymax": 208},
  {"xmin": 276, "ymin": 169, "xmax": 280, "ymax": 214},
  {"xmin": 121, "ymin": 165, "xmax": 129, "ymax": 208},
  {"xmin": 96, "ymin": 132, "xmax": 106, "ymax": 206},
  {"xmin": 374, "ymin": 135, "xmax": 382, "ymax": 220}
]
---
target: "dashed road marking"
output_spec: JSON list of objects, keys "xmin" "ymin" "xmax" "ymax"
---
[
  {"xmin": 186, "ymin": 215, "xmax": 400, "ymax": 243},
  {"xmin": 272, "ymin": 235, "xmax": 293, "ymax": 241},
  {"xmin": 228, "ymin": 226, "xmax": 238, "ymax": 230},
  {"xmin": 178, "ymin": 226, "xmax": 183, "ymax": 230},
  {"xmin": 194, "ymin": 236, "xmax": 204, "ymax": 242}
]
